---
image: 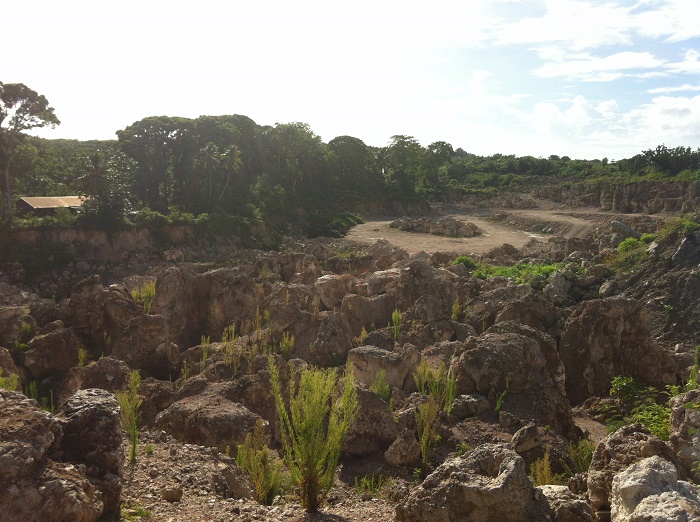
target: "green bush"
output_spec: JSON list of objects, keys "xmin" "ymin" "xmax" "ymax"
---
[
  {"xmin": 237, "ymin": 419, "xmax": 284, "ymax": 505},
  {"xmin": 472, "ymin": 262, "xmax": 572, "ymax": 284},
  {"xmin": 269, "ymin": 358, "xmax": 359, "ymax": 512},
  {"xmin": 617, "ymin": 237, "xmax": 641, "ymax": 253},
  {"xmin": 117, "ymin": 370, "xmax": 143, "ymax": 463},
  {"xmin": 452, "ymin": 255, "xmax": 477, "ymax": 271}
]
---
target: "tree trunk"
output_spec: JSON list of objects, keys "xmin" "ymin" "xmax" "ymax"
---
[{"xmin": 2, "ymin": 160, "xmax": 11, "ymax": 224}]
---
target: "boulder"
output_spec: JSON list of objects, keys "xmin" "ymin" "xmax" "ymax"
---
[
  {"xmin": 611, "ymin": 455, "xmax": 700, "ymax": 522},
  {"xmin": 395, "ymin": 259, "xmax": 456, "ymax": 313},
  {"xmin": 452, "ymin": 328, "xmax": 575, "ymax": 436},
  {"xmin": 0, "ymin": 305, "xmax": 35, "ymax": 348},
  {"xmin": 367, "ymin": 268, "xmax": 401, "ymax": 296},
  {"xmin": 154, "ymin": 386, "xmax": 266, "ymax": 453},
  {"xmin": 21, "ymin": 327, "xmax": 80, "ymax": 381},
  {"xmin": 587, "ymin": 424, "xmax": 681, "ymax": 517},
  {"xmin": 314, "ymin": 274, "xmax": 354, "ymax": 310},
  {"xmin": 341, "ymin": 293, "xmax": 395, "ymax": 337},
  {"xmin": 511, "ymin": 422, "xmax": 542, "ymax": 453},
  {"xmin": 367, "ymin": 239, "xmax": 409, "ymax": 270},
  {"xmin": 58, "ymin": 356, "xmax": 132, "ymax": 405},
  {"xmin": 110, "ymin": 314, "xmax": 179, "ymax": 380},
  {"xmin": 450, "ymin": 393, "xmax": 490, "ymax": 419},
  {"xmin": 52, "ymin": 389, "xmax": 123, "ymax": 515},
  {"xmin": 343, "ymin": 387, "xmax": 399, "ymax": 456},
  {"xmin": 0, "ymin": 346, "xmax": 19, "ymax": 381},
  {"xmin": 347, "ymin": 345, "xmax": 420, "ymax": 390},
  {"xmin": 559, "ymin": 297, "xmax": 676, "ymax": 405},
  {"xmin": 671, "ymin": 232, "xmax": 700, "ymax": 266},
  {"xmin": 669, "ymin": 389, "xmax": 700, "ymax": 480},
  {"xmin": 395, "ymin": 443, "xmax": 553, "ymax": 522},
  {"xmin": 384, "ymin": 428, "xmax": 421, "ymax": 467},
  {"xmin": 0, "ymin": 389, "xmax": 103, "ymax": 522},
  {"xmin": 539, "ymin": 485, "xmax": 594, "ymax": 522}
]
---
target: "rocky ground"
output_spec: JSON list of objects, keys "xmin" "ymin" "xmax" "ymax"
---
[{"xmin": 3, "ymin": 196, "xmax": 700, "ymax": 521}]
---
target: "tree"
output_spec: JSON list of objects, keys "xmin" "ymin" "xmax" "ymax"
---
[{"xmin": 0, "ymin": 83, "xmax": 60, "ymax": 222}]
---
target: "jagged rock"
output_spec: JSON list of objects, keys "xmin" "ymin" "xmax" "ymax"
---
[
  {"xmin": 587, "ymin": 424, "xmax": 681, "ymax": 516},
  {"xmin": 450, "ymin": 393, "xmax": 490, "ymax": 419},
  {"xmin": 671, "ymin": 232, "xmax": 700, "ymax": 266},
  {"xmin": 384, "ymin": 428, "xmax": 421, "ymax": 467},
  {"xmin": 407, "ymin": 294, "xmax": 451, "ymax": 323},
  {"xmin": 139, "ymin": 378, "xmax": 176, "ymax": 426},
  {"xmin": 307, "ymin": 313, "xmax": 355, "ymax": 367},
  {"xmin": 348, "ymin": 345, "xmax": 421, "ymax": 390},
  {"xmin": 395, "ymin": 443, "xmax": 553, "ymax": 522},
  {"xmin": 52, "ymin": 389, "xmax": 123, "ymax": 515},
  {"xmin": 511, "ymin": 422, "xmax": 542, "ymax": 453},
  {"xmin": 495, "ymin": 294, "xmax": 559, "ymax": 334},
  {"xmin": 0, "ymin": 389, "xmax": 103, "ymax": 522},
  {"xmin": 669, "ymin": 389, "xmax": 700, "ymax": 481},
  {"xmin": 0, "ymin": 346, "xmax": 19, "ymax": 380},
  {"xmin": 611, "ymin": 220, "xmax": 642, "ymax": 239},
  {"xmin": 559, "ymin": 297, "xmax": 676, "ymax": 405},
  {"xmin": 65, "ymin": 275, "xmax": 106, "ymax": 341},
  {"xmin": 395, "ymin": 259, "xmax": 456, "ymax": 312},
  {"xmin": 539, "ymin": 485, "xmax": 595, "ymax": 522},
  {"xmin": 110, "ymin": 314, "xmax": 179, "ymax": 380},
  {"xmin": 611, "ymin": 455, "xmax": 700, "ymax": 522},
  {"xmin": 211, "ymin": 458, "xmax": 254, "ymax": 499},
  {"xmin": 341, "ymin": 293, "xmax": 395, "ymax": 337},
  {"xmin": 0, "ymin": 305, "xmax": 35, "ymax": 348},
  {"xmin": 452, "ymin": 327, "xmax": 575, "ymax": 436},
  {"xmin": 21, "ymin": 326, "xmax": 80, "ymax": 381},
  {"xmin": 467, "ymin": 283, "xmax": 531, "ymax": 334},
  {"xmin": 343, "ymin": 387, "xmax": 399, "ymax": 456},
  {"xmin": 58, "ymin": 356, "xmax": 132, "ymax": 407},
  {"xmin": 314, "ymin": 273, "xmax": 354, "ymax": 310},
  {"xmin": 367, "ymin": 239, "xmax": 409, "ymax": 270},
  {"xmin": 367, "ymin": 268, "xmax": 401, "ymax": 296},
  {"xmin": 543, "ymin": 271, "xmax": 572, "ymax": 305},
  {"xmin": 161, "ymin": 485, "xmax": 183, "ymax": 502},
  {"xmin": 154, "ymin": 385, "xmax": 267, "ymax": 453}
]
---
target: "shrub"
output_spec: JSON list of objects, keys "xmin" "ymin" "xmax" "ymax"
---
[
  {"xmin": 530, "ymin": 448, "xmax": 565, "ymax": 486},
  {"xmin": 452, "ymin": 255, "xmax": 477, "ymax": 271},
  {"xmin": 117, "ymin": 370, "xmax": 142, "ymax": 463},
  {"xmin": 416, "ymin": 396, "xmax": 440, "ymax": 478},
  {"xmin": 268, "ymin": 358, "xmax": 359, "ymax": 512},
  {"xmin": 370, "ymin": 369, "xmax": 391, "ymax": 402},
  {"xmin": 617, "ymin": 237, "xmax": 641, "ymax": 253},
  {"xmin": 391, "ymin": 309, "xmax": 402, "ymax": 340},
  {"xmin": 131, "ymin": 281, "xmax": 156, "ymax": 314},
  {"xmin": 0, "ymin": 369, "xmax": 20, "ymax": 391},
  {"xmin": 237, "ymin": 419, "xmax": 284, "ymax": 505}
]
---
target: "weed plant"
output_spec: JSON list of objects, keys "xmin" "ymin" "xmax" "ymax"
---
[
  {"xmin": 530, "ymin": 448, "xmax": 565, "ymax": 486},
  {"xmin": 354, "ymin": 473, "xmax": 389, "ymax": 498},
  {"xmin": 131, "ymin": 281, "xmax": 156, "ymax": 314},
  {"xmin": 0, "ymin": 369, "xmax": 20, "ymax": 391},
  {"xmin": 237, "ymin": 419, "xmax": 284, "ymax": 505},
  {"xmin": 370, "ymin": 369, "xmax": 392, "ymax": 402},
  {"xmin": 269, "ymin": 358, "xmax": 359, "ymax": 512},
  {"xmin": 117, "ymin": 370, "xmax": 143, "ymax": 463},
  {"xmin": 416, "ymin": 396, "xmax": 440, "ymax": 479}
]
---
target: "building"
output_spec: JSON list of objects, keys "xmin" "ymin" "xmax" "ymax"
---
[{"xmin": 17, "ymin": 196, "xmax": 84, "ymax": 216}]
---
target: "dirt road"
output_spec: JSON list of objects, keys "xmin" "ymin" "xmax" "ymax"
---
[{"xmin": 345, "ymin": 203, "xmax": 610, "ymax": 256}]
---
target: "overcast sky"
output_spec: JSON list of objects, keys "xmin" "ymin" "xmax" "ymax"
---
[{"xmin": 5, "ymin": 0, "xmax": 700, "ymax": 160}]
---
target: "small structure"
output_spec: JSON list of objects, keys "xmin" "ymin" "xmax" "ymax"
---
[{"xmin": 17, "ymin": 196, "xmax": 84, "ymax": 216}]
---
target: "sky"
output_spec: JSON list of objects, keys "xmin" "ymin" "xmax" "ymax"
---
[{"xmin": 5, "ymin": 0, "xmax": 700, "ymax": 160}]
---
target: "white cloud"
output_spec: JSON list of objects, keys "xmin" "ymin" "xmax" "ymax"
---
[
  {"xmin": 648, "ymin": 84, "xmax": 700, "ymax": 94},
  {"xmin": 534, "ymin": 52, "xmax": 664, "ymax": 80}
]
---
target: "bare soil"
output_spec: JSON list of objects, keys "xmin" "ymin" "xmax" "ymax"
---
[{"xmin": 345, "ymin": 201, "xmax": 619, "ymax": 256}]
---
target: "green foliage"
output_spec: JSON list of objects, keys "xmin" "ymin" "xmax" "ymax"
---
[
  {"xmin": 120, "ymin": 502, "xmax": 151, "ymax": 521},
  {"xmin": 662, "ymin": 215, "xmax": 700, "ymax": 236},
  {"xmin": 455, "ymin": 440, "xmax": 470, "ymax": 457},
  {"xmin": 237, "ymin": 419, "xmax": 284, "ymax": 506},
  {"xmin": 564, "ymin": 439, "xmax": 596, "ymax": 475},
  {"xmin": 391, "ymin": 309, "xmax": 402, "ymax": 340},
  {"xmin": 603, "ymin": 375, "xmax": 671, "ymax": 441},
  {"xmin": 414, "ymin": 358, "xmax": 432, "ymax": 395},
  {"xmin": 370, "ymin": 369, "xmax": 392, "ymax": 402},
  {"xmin": 452, "ymin": 255, "xmax": 478, "ymax": 271},
  {"xmin": 530, "ymin": 448, "xmax": 566, "ymax": 486},
  {"xmin": 268, "ymin": 358, "xmax": 359, "ymax": 512},
  {"xmin": 131, "ymin": 281, "xmax": 156, "ymax": 314},
  {"xmin": 451, "ymin": 298, "xmax": 461, "ymax": 322},
  {"xmin": 0, "ymin": 369, "xmax": 20, "ymax": 391},
  {"xmin": 618, "ymin": 237, "xmax": 642, "ymax": 253},
  {"xmin": 145, "ymin": 444, "xmax": 154, "ymax": 456},
  {"xmin": 495, "ymin": 381, "xmax": 510, "ymax": 415},
  {"xmin": 473, "ymin": 262, "xmax": 571, "ymax": 284},
  {"xmin": 78, "ymin": 345, "xmax": 88, "ymax": 367},
  {"xmin": 415, "ymin": 396, "xmax": 440, "ymax": 478},
  {"xmin": 354, "ymin": 473, "xmax": 390, "ymax": 498},
  {"xmin": 117, "ymin": 370, "xmax": 143, "ymax": 463},
  {"xmin": 279, "ymin": 331, "xmax": 295, "ymax": 360}
]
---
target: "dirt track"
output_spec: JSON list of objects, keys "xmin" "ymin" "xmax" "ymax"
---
[{"xmin": 345, "ymin": 202, "xmax": 614, "ymax": 256}]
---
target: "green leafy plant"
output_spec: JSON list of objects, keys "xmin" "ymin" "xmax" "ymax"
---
[
  {"xmin": 603, "ymin": 375, "xmax": 671, "ymax": 440},
  {"xmin": 237, "ymin": 418, "xmax": 284, "ymax": 506},
  {"xmin": 530, "ymin": 448, "xmax": 565, "ymax": 486},
  {"xmin": 354, "ymin": 473, "xmax": 389, "ymax": 498},
  {"xmin": 117, "ymin": 370, "xmax": 143, "ymax": 463},
  {"xmin": 0, "ymin": 369, "xmax": 20, "ymax": 391},
  {"xmin": 131, "ymin": 281, "xmax": 156, "ymax": 314},
  {"xmin": 279, "ymin": 331, "xmax": 295, "ymax": 360},
  {"xmin": 562, "ymin": 439, "xmax": 595, "ymax": 476},
  {"xmin": 455, "ymin": 440, "xmax": 470, "ymax": 457},
  {"xmin": 268, "ymin": 357, "xmax": 359, "ymax": 512},
  {"xmin": 78, "ymin": 345, "xmax": 89, "ymax": 367},
  {"xmin": 452, "ymin": 255, "xmax": 477, "ymax": 271},
  {"xmin": 391, "ymin": 309, "xmax": 402, "ymax": 340},
  {"xmin": 495, "ymin": 381, "xmax": 510, "ymax": 415},
  {"xmin": 145, "ymin": 443, "xmax": 154, "ymax": 456},
  {"xmin": 416, "ymin": 396, "xmax": 440, "ymax": 479},
  {"xmin": 371, "ymin": 369, "xmax": 392, "ymax": 402}
]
